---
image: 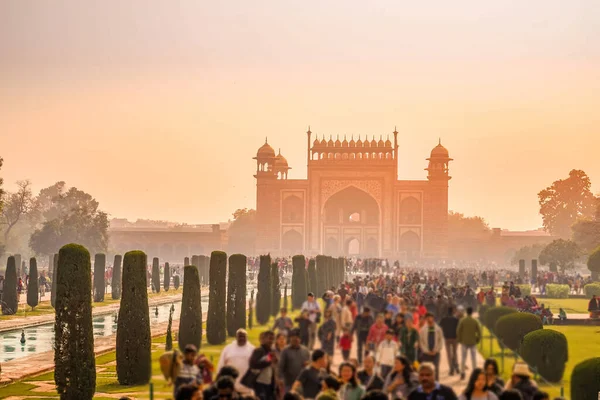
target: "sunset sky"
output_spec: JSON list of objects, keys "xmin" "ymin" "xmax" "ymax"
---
[{"xmin": 1, "ymin": 1, "xmax": 599, "ymax": 230}]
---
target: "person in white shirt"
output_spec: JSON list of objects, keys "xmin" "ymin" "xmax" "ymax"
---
[
  {"xmin": 377, "ymin": 329, "xmax": 400, "ymax": 379},
  {"xmin": 216, "ymin": 329, "xmax": 255, "ymax": 395},
  {"xmin": 301, "ymin": 292, "xmax": 321, "ymax": 350}
]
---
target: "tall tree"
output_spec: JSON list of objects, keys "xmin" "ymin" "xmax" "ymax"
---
[
  {"xmin": 116, "ymin": 251, "xmax": 151, "ymax": 385},
  {"xmin": 292, "ymin": 255, "xmax": 308, "ymax": 309},
  {"xmin": 54, "ymin": 244, "xmax": 96, "ymax": 399},
  {"xmin": 152, "ymin": 257, "xmax": 160, "ymax": 293},
  {"xmin": 1, "ymin": 180, "xmax": 34, "ymax": 244},
  {"xmin": 447, "ymin": 211, "xmax": 491, "ymax": 260},
  {"xmin": 112, "ymin": 254, "xmax": 122, "ymax": 300},
  {"xmin": 93, "ymin": 254, "xmax": 106, "ymax": 302},
  {"xmin": 538, "ymin": 170, "xmax": 598, "ymax": 237},
  {"xmin": 572, "ymin": 200, "xmax": 600, "ymax": 252},
  {"xmin": 510, "ymin": 244, "xmax": 546, "ymax": 266},
  {"xmin": 27, "ymin": 257, "xmax": 39, "ymax": 310},
  {"xmin": 207, "ymin": 251, "xmax": 227, "ymax": 345},
  {"xmin": 539, "ymin": 239, "xmax": 581, "ymax": 272},
  {"xmin": 256, "ymin": 255, "xmax": 272, "ymax": 325},
  {"xmin": 2, "ymin": 256, "xmax": 18, "ymax": 315},
  {"xmin": 29, "ymin": 185, "xmax": 109, "ymax": 256},
  {"xmin": 270, "ymin": 261, "xmax": 280, "ymax": 318},
  {"xmin": 227, "ymin": 254, "xmax": 247, "ymax": 336},
  {"xmin": 179, "ymin": 265, "xmax": 202, "ymax": 351},
  {"xmin": 227, "ymin": 208, "xmax": 256, "ymax": 255},
  {"xmin": 164, "ymin": 262, "xmax": 170, "ymax": 291}
]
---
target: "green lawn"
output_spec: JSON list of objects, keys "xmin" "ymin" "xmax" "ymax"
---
[
  {"xmin": 479, "ymin": 324, "xmax": 600, "ymax": 399},
  {"xmin": 539, "ymin": 298, "xmax": 590, "ymax": 315},
  {"xmin": 0, "ymin": 297, "xmax": 294, "ymax": 399}
]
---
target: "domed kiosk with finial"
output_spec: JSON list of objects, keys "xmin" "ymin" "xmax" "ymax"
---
[
  {"xmin": 253, "ymin": 137, "xmax": 277, "ymax": 176},
  {"xmin": 273, "ymin": 149, "xmax": 291, "ymax": 179},
  {"xmin": 426, "ymin": 139, "xmax": 453, "ymax": 180}
]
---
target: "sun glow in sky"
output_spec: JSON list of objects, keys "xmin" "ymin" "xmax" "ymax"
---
[{"xmin": 1, "ymin": 1, "xmax": 599, "ymax": 230}]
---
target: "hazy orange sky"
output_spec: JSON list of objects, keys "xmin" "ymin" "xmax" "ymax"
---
[{"xmin": 1, "ymin": 1, "xmax": 599, "ymax": 230}]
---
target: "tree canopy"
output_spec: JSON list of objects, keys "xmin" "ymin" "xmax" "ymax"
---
[
  {"xmin": 539, "ymin": 239, "xmax": 581, "ymax": 272},
  {"xmin": 510, "ymin": 243, "xmax": 545, "ymax": 266},
  {"xmin": 29, "ymin": 184, "xmax": 108, "ymax": 255},
  {"xmin": 447, "ymin": 211, "xmax": 491, "ymax": 260},
  {"xmin": 538, "ymin": 170, "xmax": 598, "ymax": 237},
  {"xmin": 227, "ymin": 208, "xmax": 256, "ymax": 255},
  {"xmin": 1, "ymin": 180, "xmax": 34, "ymax": 251}
]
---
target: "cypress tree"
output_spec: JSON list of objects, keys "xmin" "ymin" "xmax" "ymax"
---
[
  {"xmin": 27, "ymin": 257, "xmax": 39, "ymax": 310},
  {"xmin": 164, "ymin": 262, "xmax": 170, "ymax": 291},
  {"xmin": 191, "ymin": 255, "xmax": 199, "ymax": 269},
  {"xmin": 199, "ymin": 255, "xmax": 210, "ymax": 286},
  {"xmin": 519, "ymin": 259, "xmax": 526, "ymax": 278},
  {"xmin": 207, "ymin": 251, "xmax": 227, "ymax": 345},
  {"xmin": 315, "ymin": 255, "xmax": 327, "ymax": 299},
  {"xmin": 116, "ymin": 251, "xmax": 151, "ymax": 385},
  {"xmin": 248, "ymin": 289, "xmax": 254, "ymax": 330},
  {"xmin": 14, "ymin": 254, "xmax": 22, "ymax": 278},
  {"xmin": 2, "ymin": 256, "xmax": 18, "ymax": 315},
  {"xmin": 174, "ymin": 274, "xmax": 181, "ymax": 290},
  {"xmin": 271, "ymin": 262, "xmax": 280, "ymax": 318},
  {"xmin": 179, "ymin": 265, "xmax": 202, "ymax": 351},
  {"xmin": 283, "ymin": 284, "xmax": 288, "ymax": 311},
  {"xmin": 54, "ymin": 244, "xmax": 96, "ymax": 399},
  {"xmin": 256, "ymin": 255, "xmax": 272, "ymax": 325},
  {"xmin": 112, "ymin": 255, "xmax": 122, "ymax": 300},
  {"xmin": 165, "ymin": 304, "xmax": 175, "ymax": 351},
  {"xmin": 307, "ymin": 259, "xmax": 317, "ymax": 294},
  {"xmin": 184, "ymin": 256, "xmax": 190, "ymax": 266},
  {"xmin": 93, "ymin": 254, "xmax": 106, "ymax": 302},
  {"xmin": 292, "ymin": 255, "xmax": 307, "ymax": 309},
  {"xmin": 152, "ymin": 257, "xmax": 160, "ymax": 293},
  {"xmin": 227, "ymin": 254, "xmax": 247, "ymax": 336},
  {"xmin": 51, "ymin": 253, "xmax": 58, "ymax": 308}
]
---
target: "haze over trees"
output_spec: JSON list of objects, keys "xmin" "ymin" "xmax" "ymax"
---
[
  {"xmin": 538, "ymin": 169, "xmax": 598, "ymax": 238},
  {"xmin": 227, "ymin": 208, "xmax": 256, "ymax": 255},
  {"xmin": 539, "ymin": 239, "xmax": 581, "ymax": 272}
]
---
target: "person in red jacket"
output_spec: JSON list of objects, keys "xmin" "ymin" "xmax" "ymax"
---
[{"xmin": 366, "ymin": 314, "xmax": 389, "ymax": 353}]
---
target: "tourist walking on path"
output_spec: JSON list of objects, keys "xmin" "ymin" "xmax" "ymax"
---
[
  {"xmin": 484, "ymin": 359, "xmax": 505, "ymax": 396},
  {"xmin": 504, "ymin": 362, "xmax": 539, "ymax": 400},
  {"xmin": 383, "ymin": 356, "xmax": 419, "ymax": 400},
  {"xmin": 366, "ymin": 314, "xmax": 389, "ymax": 356},
  {"xmin": 407, "ymin": 363, "xmax": 457, "ymax": 400},
  {"xmin": 376, "ymin": 329, "xmax": 399, "ymax": 378},
  {"xmin": 217, "ymin": 329, "xmax": 255, "ymax": 394},
  {"xmin": 351, "ymin": 307, "xmax": 374, "ymax": 364},
  {"xmin": 399, "ymin": 317, "xmax": 419, "ymax": 365},
  {"xmin": 357, "ymin": 355, "xmax": 384, "ymax": 392},
  {"xmin": 338, "ymin": 362, "xmax": 365, "ymax": 400},
  {"xmin": 279, "ymin": 329, "xmax": 310, "ymax": 393},
  {"xmin": 301, "ymin": 293, "xmax": 321, "ymax": 350},
  {"xmin": 318, "ymin": 310, "xmax": 337, "ymax": 357},
  {"xmin": 174, "ymin": 345, "xmax": 203, "ymax": 398},
  {"xmin": 248, "ymin": 331, "xmax": 278, "ymax": 400},
  {"xmin": 439, "ymin": 307, "xmax": 460, "ymax": 376},
  {"xmin": 418, "ymin": 313, "xmax": 444, "ymax": 381},
  {"xmin": 272, "ymin": 308, "xmax": 294, "ymax": 336},
  {"xmin": 458, "ymin": 368, "xmax": 499, "ymax": 400},
  {"xmin": 293, "ymin": 349, "xmax": 328, "ymax": 400},
  {"xmin": 457, "ymin": 307, "xmax": 481, "ymax": 380}
]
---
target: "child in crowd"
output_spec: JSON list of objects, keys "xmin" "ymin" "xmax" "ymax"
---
[{"xmin": 340, "ymin": 327, "xmax": 353, "ymax": 361}]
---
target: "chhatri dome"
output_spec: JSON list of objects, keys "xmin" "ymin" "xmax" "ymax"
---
[
  {"xmin": 255, "ymin": 137, "xmax": 276, "ymax": 159},
  {"xmin": 430, "ymin": 139, "xmax": 450, "ymax": 158},
  {"xmin": 273, "ymin": 149, "xmax": 289, "ymax": 168}
]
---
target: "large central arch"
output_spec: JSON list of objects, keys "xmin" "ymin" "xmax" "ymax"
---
[{"xmin": 322, "ymin": 186, "xmax": 380, "ymax": 257}]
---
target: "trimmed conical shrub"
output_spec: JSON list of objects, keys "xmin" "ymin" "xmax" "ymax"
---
[
  {"xmin": 484, "ymin": 306, "xmax": 518, "ymax": 334},
  {"xmin": 271, "ymin": 262, "xmax": 280, "ymax": 318},
  {"xmin": 184, "ymin": 256, "xmax": 190, "ymax": 266},
  {"xmin": 152, "ymin": 257, "xmax": 160, "ymax": 293},
  {"xmin": 27, "ymin": 257, "xmax": 39, "ymax": 310},
  {"xmin": 227, "ymin": 254, "xmax": 247, "ymax": 336},
  {"xmin": 199, "ymin": 255, "xmax": 210, "ymax": 286},
  {"xmin": 164, "ymin": 262, "xmax": 170, "ymax": 291},
  {"xmin": 307, "ymin": 259, "xmax": 317, "ymax": 294},
  {"xmin": 166, "ymin": 304, "xmax": 175, "ymax": 351},
  {"xmin": 117, "ymin": 251, "xmax": 151, "ymax": 385},
  {"xmin": 495, "ymin": 313, "xmax": 542, "ymax": 351},
  {"xmin": 521, "ymin": 329, "xmax": 568, "ymax": 382},
  {"xmin": 315, "ymin": 255, "xmax": 327, "ymax": 299},
  {"xmin": 174, "ymin": 274, "xmax": 180, "ymax": 290},
  {"xmin": 112, "ymin": 255, "xmax": 122, "ymax": 300},
  {"xmin": 571, "ymin": 357, "xmax": 600, "ymax": 400},
  {"xmin": 292, "ymin": 255, "xmax": 307, "ymax": 309},
  {"xmin": 51, "ymin": 253, "xmax": 58, "ymax": 308},
  {"xmin": 179, "ymin": 265, "xmax": 202, "ymax": 351},
  {"xmin": 2, "ymin": 256, "xmax": 18, "ymax": 315},
  {"xmin": 256, "ymin": 255, "xmax": 272, "ymax": 325},
  {"xmin": 283, "ymin": 284, "xmax": 288, "ymax": 311},
  {"xmin": 248, "ymin": 289, "xmax": 254, "ymax": 330},
  {"xmin": 14, "ymin": 254, "xmax": 21, "ymax": 278},
  {"xmin": 54, "ymin": 244, "xmax": 96, "ymax": 399},
  {"xmin": 93, "ymin": 254, "xmax": 106, "ymax": 302},
  {"xmin": 207, "ymin": 251, "xmax": 227, "ymax": 345}
]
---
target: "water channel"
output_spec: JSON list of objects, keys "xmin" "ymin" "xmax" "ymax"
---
[{"xmin": 0, "ymin": 300, "xmax": 210, "ymax": 363}]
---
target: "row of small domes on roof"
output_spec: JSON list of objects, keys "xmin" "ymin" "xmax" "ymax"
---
[
  {"xmin": 312, "ymin": 135, "xmax": 392, "ymax": 149},
  {"xmin": 256, "ymin": 137, "xmax": 450, "ymax": 162}
]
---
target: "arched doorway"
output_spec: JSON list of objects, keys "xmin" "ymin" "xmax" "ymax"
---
[
  {"xmin": 282, "ymin": 195, "xmax": 304, "ymax": 223},
  {"xmin": 346, "ymin": 238, "xmax": 360, "ymax": 255},
  {"xmin": 323, "ymin": 186, "xmax": 379, "ymax": 225},
  {"xmin": 282, "ymin": 230, "xmax": 303, "ymax": 255},
  {"xmin": 399, "ymin": 231, "xmax": 421, "ymax": 260},
  {"xmin": 400, "ymin": 197, "xmax": 421, "ymax": 224}
]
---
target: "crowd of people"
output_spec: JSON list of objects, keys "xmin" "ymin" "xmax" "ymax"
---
[{"xmin": 165, "ymin": 263, "xmax": 568, "ymax": 400}]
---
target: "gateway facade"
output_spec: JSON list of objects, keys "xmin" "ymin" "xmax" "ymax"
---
[{"xmin": 254, "ymin": 128, "xmax": 452, "ymax": 259}]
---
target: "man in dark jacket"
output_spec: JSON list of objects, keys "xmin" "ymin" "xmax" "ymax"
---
[
  {"xmin": 356, "ymin": 355, "xmax": 384, "ymax": 391},
  {"xmin": 408, "ymin": 363, "xmax": 457, "ymax": 400},
  {"xmin": 248, "ymin": 331, "xmax": 277, "ymax": 400},
  {"xmin": 439, "ymin": 307, "xmax": 459, "ymax": 376},
  {"xmin": 279, "ymin": 329, "xmax": 310, "ymax": 392},
  {"xmin": 352, "ymin": 307, "xmax": 374, "ymax": 364}
]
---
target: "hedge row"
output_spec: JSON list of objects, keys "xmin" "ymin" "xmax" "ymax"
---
[
  {"xmin": 546, "ymin": 284, "xmax": 570, "ymax": 299},
  {"xmin": 484, "ymin": 306, "xmax": 518, "ymax": 333},
  {"xmin": 584, "ymin": 283, "xmax": 600, "ymax": 298}
]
